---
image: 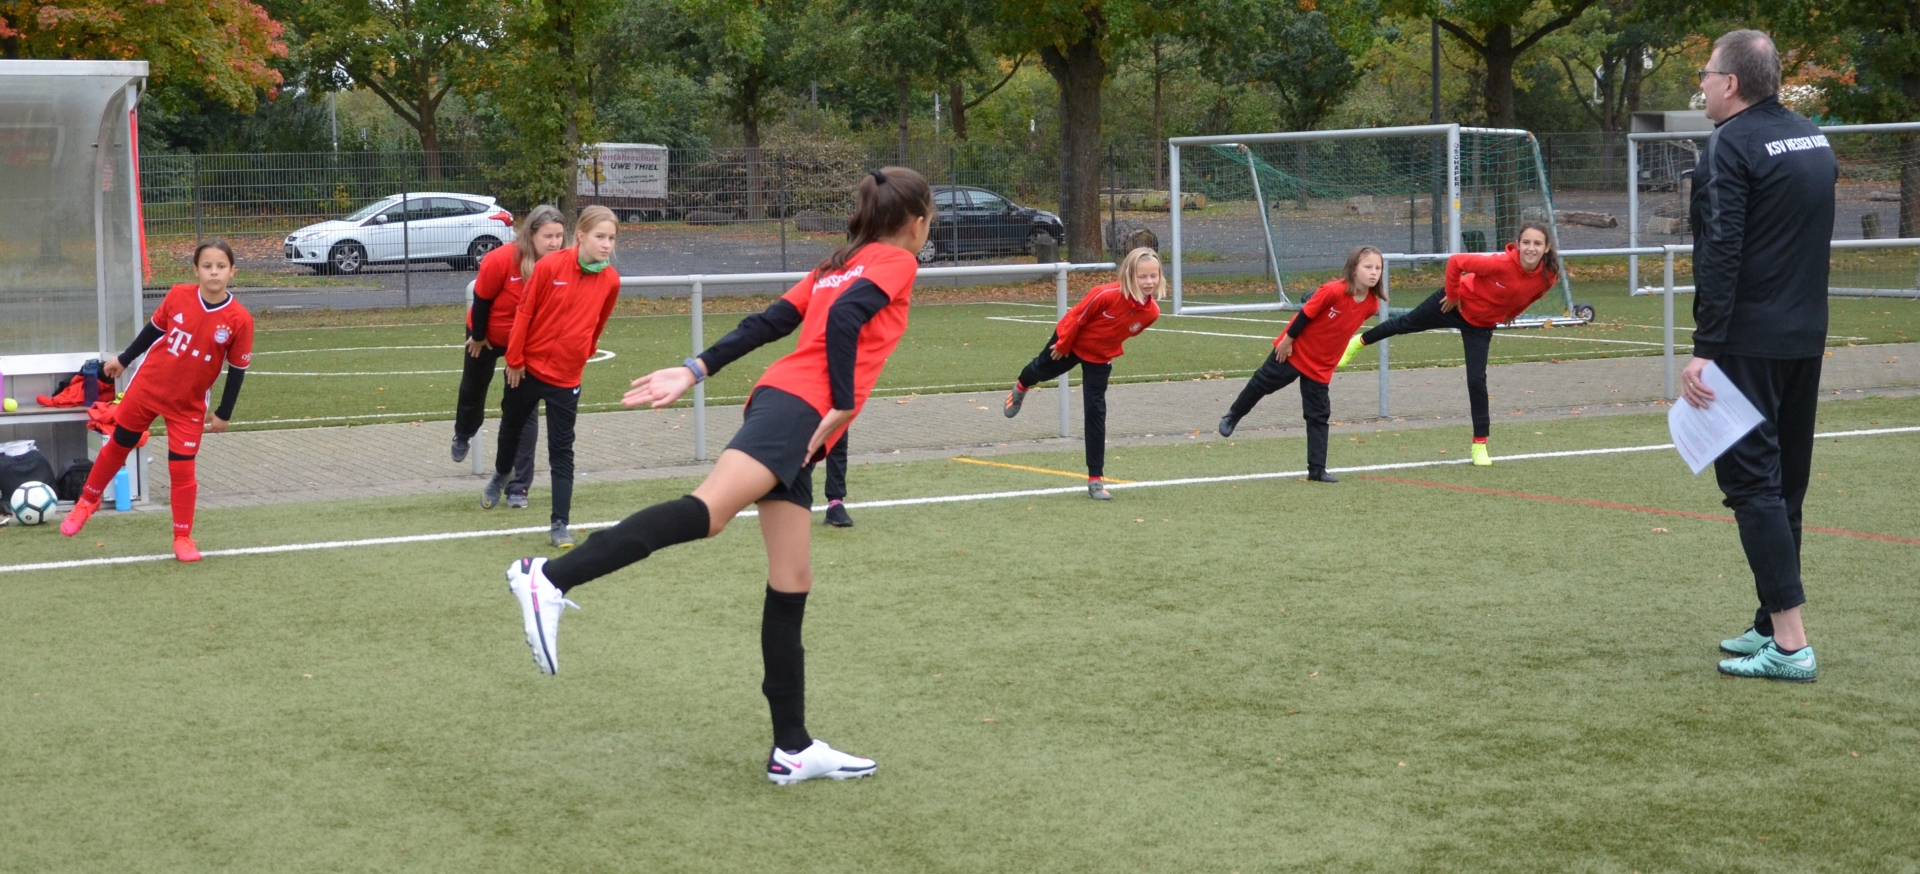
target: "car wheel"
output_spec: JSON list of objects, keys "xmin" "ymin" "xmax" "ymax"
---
[
  {"xmin": 328, "ymin": 242, "xmax": 366, "ymax": 275},
  {"xmin": 460, "ymin": 236, "xmax": 502, "ymax": 270},
  {"xmin": 917, "ymin": 239, "xmax": 939, "ymax": 264}
]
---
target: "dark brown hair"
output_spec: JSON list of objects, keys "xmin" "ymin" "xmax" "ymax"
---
[
  {"xmin": 1517, "ymin": 221, "xmax": 1560, "ymax": 277},
  {"xmin": 1341, "ymin": 245, "xmax": 1386, "ymax": 301},
  {"xmin": 192, "ymin": 239, "xmax": 236, "ymax": 269},
  {"xmin": 820, "ymin": 166, "xmax": 934, "ymax": 273},
  {"xmin": 1714, "ymin": 29, "xmax": 1780, "ymax": 103}
]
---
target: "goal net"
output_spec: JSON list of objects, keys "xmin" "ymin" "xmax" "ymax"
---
[
  {"xmin": 1169, "ymin": 124, "xmax": 1578, "ymax": 322},
  {"xmin": 1631, "ymin": 121, "xmax": 1920, "ymax": 297}
]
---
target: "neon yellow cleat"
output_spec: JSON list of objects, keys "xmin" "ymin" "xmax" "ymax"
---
[
  {"xmin": 1471, "ymin": 442, "xmax": 1492, "ymax": 466},
  {"xmin": 1335, "ymin": 335, "xmax": 1366, "ymax": 369}
]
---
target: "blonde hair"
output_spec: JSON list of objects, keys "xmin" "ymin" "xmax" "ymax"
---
[
  {"xmin": 515, "ymin": 205, "xmax": 566, "ymax": 276},
  {"xmin": 1118, "ymin": 247, "xmax": 1161, "ymax": 302},
  {"xmin": 575, "ymin": 205, "xmax": 618, "ymax": 239}
]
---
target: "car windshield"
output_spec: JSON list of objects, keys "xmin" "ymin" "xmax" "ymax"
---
[{"xmin": 343, "ymin": 198, "xmax": 398, "ymax": 222}]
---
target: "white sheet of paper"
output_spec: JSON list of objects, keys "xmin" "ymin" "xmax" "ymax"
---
[{"xmin": 1668, "ymin": 361, "xmax": 1766, "ymax": 474}]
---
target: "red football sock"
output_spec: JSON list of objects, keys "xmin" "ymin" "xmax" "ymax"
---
[
  {"xmin": 1472, "ymin": 436, "xmax": 1488, "ymax": 444},
  {"xmin": 169, "ymin": 458, "xmax": 198, "ymax": 539},
  {"xmin": 80, "ymin": 440, "xmax": 134, "ymax": 504}
]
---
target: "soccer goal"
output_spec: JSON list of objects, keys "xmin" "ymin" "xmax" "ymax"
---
[
  {"xmin": 1168, "ymin": 124, "xmax": 1578, "ymax": 323},
  {"xmin": 1629, "ymin": 119, "xmax": 1920, "ymax": 297}
]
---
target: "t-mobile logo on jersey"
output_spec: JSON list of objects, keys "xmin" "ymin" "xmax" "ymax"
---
[{"xmin": 164, "ymin": 327, "xmax": 195, "ymax": 356}]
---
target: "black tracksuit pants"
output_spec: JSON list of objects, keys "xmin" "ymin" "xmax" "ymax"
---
[
  {"xmin": 1017, "ymin": 333, "xmax": 1113, "ymax": 478},
  {"xmin": 496, "ymin": 374, "xmax": 579, "ymax": 526},
  {"xmin": 1712, "ymin": 354, "xmax": 1821, "ymax": 633},
  {"xmin": 1361, "ymin": 289, "xmax": 1495, "ymax": 438},
  {"xmin": 454, "ymin": 345, "xmax": 539, "ymax": 495},
  {"xmin": 824, "ymin": 431, "xmax": 849, "ymax": 502},
  {"xmin": 1227, "ymin": 356, "xmax": 1332, "ymax": 474}
]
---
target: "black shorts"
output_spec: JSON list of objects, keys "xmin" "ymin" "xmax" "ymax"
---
[{"xmin": 726, "ymin": 386, "xmax": 822, "ymax": 508}]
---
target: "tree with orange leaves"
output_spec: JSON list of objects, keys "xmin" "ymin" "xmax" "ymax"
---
[{"xmin": 0, "ymin": 0, "xmax": 287, "ymax": 111}]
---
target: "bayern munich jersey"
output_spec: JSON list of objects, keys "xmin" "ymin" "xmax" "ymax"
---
[{"xmin": 128, "ymin": 284, "xmax": 255, "ymax": 413}]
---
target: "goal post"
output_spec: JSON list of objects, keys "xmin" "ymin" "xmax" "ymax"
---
[
  {"xmin": 1169, "ymin": 123, "xmax": 1580, "ymax": 323},
  {"xmin": 1629, "ymin": 119, "xmax": 1920, "ymax": 297}
]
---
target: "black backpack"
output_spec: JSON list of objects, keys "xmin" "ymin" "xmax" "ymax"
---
[
  {"xmin": 0, "ymin": 447, "xmax": 57, "ymax": 503},
  {"xmin": 56, "ymin": 459, "xmax": 95, "ymax": 502}
]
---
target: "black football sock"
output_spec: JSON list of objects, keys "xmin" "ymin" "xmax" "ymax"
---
[
  {"xmin": 1753, "ymin": 608, "xmax": 1775, "ymax": 639},
  {"xmin": 762, "ymin": 586, "xmax": 812, "ymax": 754},
  {"xmin": 1773, "ymin": 643, "xmax": 1804, "ymax": 655},
  {"xmin": 542, "ymin": 495, "xmax": 710, "ymax": 593}
]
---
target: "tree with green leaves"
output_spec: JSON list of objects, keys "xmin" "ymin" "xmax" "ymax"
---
[
  {"xmin": 287, "ymin": 0, "xmax": 499, "ymax": 179},
  {"xmin": 843, "ymin": 0, "xmax": 985, "ymax": 162},
  {"xmin": 481, "ymin": 0, "xmax": 621, "ymax": 214},
  {"xmin": 1197, "ymin": 0, "xmax": 1381, "ymax": 133},
  {"xmin": 1389, "ymin": 0, "xmax": 1600, "ymax": 126},
  {"xmin": 1822, "ymin": 0, "xmax": 1920, "ymax": 235},
  {"xmin": 0, "ymin": 0, "xmax": 288, "ymax": 113},
  {"xmin": 1542, "ymin": 0, "xmax": 1691, "ymax": 183}
]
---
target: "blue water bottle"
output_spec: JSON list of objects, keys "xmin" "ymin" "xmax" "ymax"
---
[{"xmin": 113, "ymin": 467, "xmax": 131, "ymax": 511}]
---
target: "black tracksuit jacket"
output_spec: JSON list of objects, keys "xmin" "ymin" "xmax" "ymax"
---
[{"xmin": 1688, "ymin": 96, "xmax": 1838, "ymax": 360}]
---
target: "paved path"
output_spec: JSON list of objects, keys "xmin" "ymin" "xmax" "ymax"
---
[{"xmin": 153, "ymin": 342, "xmax": 1920, "ymax": 510}]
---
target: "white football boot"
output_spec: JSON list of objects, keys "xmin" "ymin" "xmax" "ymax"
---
[
  {"xmin": 506, "ymin": 557, "xmax": 578, "ymax": 675},
  {"xmin": 766, "ymin": 739, "xmax": 877, "ymax": 785}
]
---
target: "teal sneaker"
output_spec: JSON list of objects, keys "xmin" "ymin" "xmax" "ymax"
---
[
  {"xmin": 1718, "ymin": 641, "xmax": 1817, "ymax": 683},
  {"xmin": 1719, "ymin": 627, "xmax": 1772, "ymax": 656}
]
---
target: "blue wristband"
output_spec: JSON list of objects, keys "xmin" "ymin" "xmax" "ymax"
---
[{"xmin": 683, "ymin": 356, "xmax": 707, "ymax": 383}]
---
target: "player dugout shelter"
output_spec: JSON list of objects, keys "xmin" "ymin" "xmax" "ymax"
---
[{"xmin": 0, "ymin": 60, "xmax": 151, "ymax": 502}]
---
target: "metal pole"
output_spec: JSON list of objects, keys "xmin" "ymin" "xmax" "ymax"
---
[
  {"xmin": 778, "ymin": 154, "xmax": 788, "ymax": 272},
  {"xmin": 1431, "ymin": 19, "xmax": 1441, "ymax": 125},
  {"xmin": 1446, "ymin": 124, "xmax": 1462, "ymax": 252},
  {"xmin": 692, "ymin": 278, "xmax": 707, "ymax": 461},
  {"xmin": 1107, "ymin": 142, "xmax": 1117, "ymax": 258},
  {"xmin": 1628, "ymin": 140, "xmax": 1639, "ymax": 295},
  {"xmin": 191, "ymin": 153, "xmax": 203, "ymax": 243},
  {"xmin": 1663, "ymin": 247, "xmax": 1676, "ymax": 400},
  {"xmin": 1243, "ymin": 146, "xmax": 1288, "ymax": 304},
  {"xmin": 1057, "ymin": 262, "xmax": 1071, "ymax": 438},
  {"xmin": 1170, "ymin": 143, "xmax": 1183, "ymax": 311},
  {"xmin": 1378, "ymin": 260, "xmax": 1390, "ymax": 417}
]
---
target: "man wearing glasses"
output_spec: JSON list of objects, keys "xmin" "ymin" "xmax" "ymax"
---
[{"xmin": 1684, "ymin": 29, "xmax": 1837, "ymax": 682}]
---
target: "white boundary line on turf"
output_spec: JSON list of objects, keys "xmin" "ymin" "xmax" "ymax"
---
[{"xmin": 8, "ymin": 425, "xmax": 1919, "ymax": 575}]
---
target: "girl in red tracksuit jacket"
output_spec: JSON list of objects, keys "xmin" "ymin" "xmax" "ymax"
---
[
  {"xmin": 1002, "ymin": 247, "xmax": 1162, "ymax": 500},
  {"xmin": 498, "ymin": 168, "xmax": 933, "ymax": 786},
  {"xmin": 1344, "ymin": 222, "xmax": 1560, "ymax": 466},
  {"xmin": 1217, "ymin": 245, "xmax": 1385, "ymax": 482},
  {"xmin": 482, "ymin": 206, "xmax": 621, "ymax": 546}
]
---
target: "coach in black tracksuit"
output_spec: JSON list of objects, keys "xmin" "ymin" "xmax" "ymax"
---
[{"xmin": 1685, "ymin": 30, "xmax": 1835, "ymax": 682}]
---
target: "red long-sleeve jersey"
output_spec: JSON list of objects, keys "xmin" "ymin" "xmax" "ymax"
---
[
  {"xmin": 1443, "ymin": 244, "xmax": 1559, "ymax": 328},
  {"xmin": 1279, "ymin": 280, "xmax": 1380, "ymax": 383},
  {"xmin": 1052, "ymin": 282, "xmax": 1159, "ymax": 364},
  {"xmin": 470, "ymin": 245, "xmax": 529, "ymax": 348},
  {"xmin": 505, "ymin": 248, "xmax": 620, "ymax": 389}
]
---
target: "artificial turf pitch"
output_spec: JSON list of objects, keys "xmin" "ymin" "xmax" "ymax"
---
[{"xmin": 4, "ymin": 397, "xmax": 1918, "ymax": 871}]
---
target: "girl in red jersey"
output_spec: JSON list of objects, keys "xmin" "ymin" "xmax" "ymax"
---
[
  {"xmin": 482, "ymin": 206, "xmax": 622, "ymax": 547},
  {"xmin": 499, "ymin": 168, "xmax": 931, "ymax": 785},
  {"xmin": 61, "ymin": 240, "xmax": 255, "ymax": 562},
  {"xmin": 1340, "ymin": 222, "xmax": 1560, "ymax": 466},
  {"xmin": 453, "ymin": 205, "xmax": 567, "ymax": 509},
  {"xmin": 1216, "ymin": 246, "xmax": 1386, "ymax": 483},
  {"xmin": 1001, "ymin": 247, "xmax": 1161, "ymax": 500}
]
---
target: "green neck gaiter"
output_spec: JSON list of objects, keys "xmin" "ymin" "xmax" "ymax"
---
[{"xmin": 578, "ymin": 251, "xmax": 610, "ymax": 274}]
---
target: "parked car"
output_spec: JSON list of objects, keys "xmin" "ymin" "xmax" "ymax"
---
[
  {"xmin": 922, "ymin": 186, "xmax": 1064, "ymax": 263},
  {"xmin": 284, "ymin": 193, "xmax": 515, "ymax": 275}
]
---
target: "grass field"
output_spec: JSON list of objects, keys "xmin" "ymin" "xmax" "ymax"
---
[
  {"xmin": 6, "ymin": 396, "xmax": 1919, "ymax": 872},
  {"xmin": 215, "ymin": 279, "xmax": 1918, "ymax": 431}
]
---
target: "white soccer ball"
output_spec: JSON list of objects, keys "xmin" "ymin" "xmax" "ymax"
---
[{"xmin": 8, "ymin": 481, "xmax": 59, "ymax": 526}]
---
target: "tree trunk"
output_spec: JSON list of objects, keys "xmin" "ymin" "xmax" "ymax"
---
[
  {"xmin": 949, "ymin": 81, "xmax": 967, "ymax": 140},
  {"xmin": 1901, "ymin": 133, "xmax": 1919, "ymax": 239},
  {"xmin": 743, "ymin": 77, "xmax": 764, "ymax": 222},
  {"xmin": 1040, "ymin": 25, "xmax": 1108, "ymax": 262},
  {"xmin": 555, "ymin": 4, "xmax": 580, "ymax": 216},
  {"xmin": 1482, "ymin": 24, "xmax": 1517, "ymax": 127},
  {"xmin": 897, "ymin": 75, "xmax": 911, "ymax": 165}
]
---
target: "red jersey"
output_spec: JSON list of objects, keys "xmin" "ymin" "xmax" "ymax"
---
[
  {"xmin": 1052, "ymin": 282, "xmax": 1159, "ymax": 364},
  {"xmin": 1444, "ymin": 244, "xmax": 1559, "ymax": 328},
  {"xmin": 126, "ymin": 284, "xmax": 254, "ymax": 415},
  {"xmin": 470, "ymin": 244, "xmax": 530, "ymax": 348},
  {"xmin": 1280, "ymin": 280, "xmax": 1380, "ymax": 383},
  {"xmin": 755, "ymin": 243, "xmax": 917, "ymax": 446},
  {"xmin": 505, "ymin": 247, "xmax": 621, "ymax": 389}
]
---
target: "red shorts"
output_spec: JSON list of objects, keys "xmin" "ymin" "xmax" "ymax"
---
[{"xmin": 113, "ymin": 395, "xmax": 205, "ymax": 457}]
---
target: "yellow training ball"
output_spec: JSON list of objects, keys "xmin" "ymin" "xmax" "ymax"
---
[{"xmin": 2, "ymin": 398, "xmax": 16, "ymax": 413}]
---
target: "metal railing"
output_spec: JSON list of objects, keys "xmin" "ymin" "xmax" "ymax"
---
[{"xmin": 467, "ymin": 260, "xmax": 1118, "ymax": 464}]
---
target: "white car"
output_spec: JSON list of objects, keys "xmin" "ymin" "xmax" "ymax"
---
[{"xmin": 284, "ymin": 192, "xmax": 516, "ymax": 275}]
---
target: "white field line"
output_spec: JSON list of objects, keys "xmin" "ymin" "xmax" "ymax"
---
[
  {"xmin": 9, "ymin": 425, "xmax": 1918, "ymax": 575},
  {"xmin": 253, "ymin": 345, "xmax": 465, "ymax": 355}
]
